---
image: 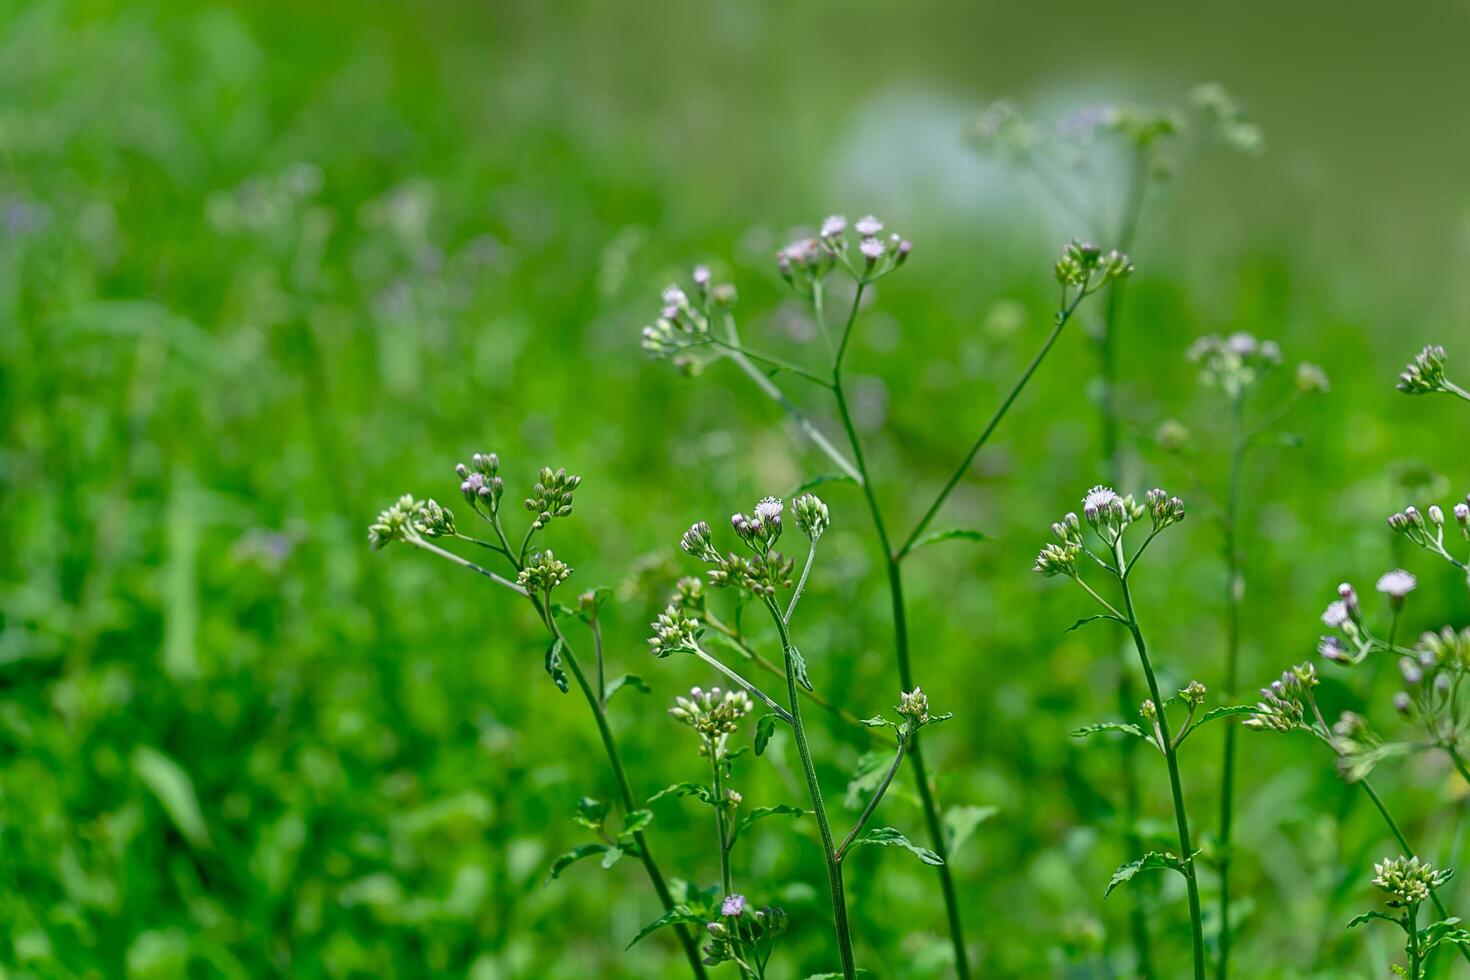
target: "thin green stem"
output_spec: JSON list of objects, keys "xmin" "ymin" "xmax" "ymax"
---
[
  {"xmin": 762, "ymin": 597, "xmax": 856, "ymax": 979},
  {"xmin": 540, "ymin": 606, "xmax": 710, "ymax": 979},
  {"xmin": 721, "ymin": 312, "xmax": 862, "ymax": 484},
  {"xmin": 705, "ymin": 335, "xmax": 834, "ymax": 387},
  {"xmin": 1444, "ymin": 744, "xmax": 1470, "ymax": 789},
  {"xmin": 785, "ymin": 539, "xmax": 817, "ymax": 625},
  {"xmin": 1116, "ymin": 542, "xmax": 1206, "ymax": 980},
  {"xmin": 1409, "ymin": 901, "xmax": 1422, "ymax": 980},
  {"xmin": 408, "ymin": 537, "xmax": 527, "ymax": 595},
  {"xmin": 690, "ymin": 642, "xmax": 793, "ymax": 725},
  {"xmin": 1443, "ymin": 380, "xmax": 1470, "ymax": 404},
  {"xmin": 822, "ymin": 280, "xmax": 971, "ymax": 978},
  {"xmin": 837, "ymin": 738, "xmax": 908, "ymax": 860},
  {"xmin": 712, "ymin": 753, "xmax": 733, "ymax": 895},
  {"xmin": 1217, "ymin": 394, "xmax": 1247, "ymax": 980},
  {"xmin": 896, "ymin": 288, "xmax": 1088, "ymax": 561}
]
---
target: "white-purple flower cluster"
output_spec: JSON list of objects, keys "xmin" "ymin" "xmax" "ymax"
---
[{"xmin": 777, "ymin": 212, "xmax": 911, "ymax": 290}]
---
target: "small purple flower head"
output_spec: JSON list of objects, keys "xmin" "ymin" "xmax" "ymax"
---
[
  {"xmin": 1321, "ymin": 601, "xmax": 1350, "ymax": 628},
  {"xmin": 692, "ymin": 265, "xmax": 711, "ymax": 289},
  {"xmin": 859, "ymin": 237, "xmax": 885, "ymax": 263},
  {"xmin": 1376, "ymin": 569, "xmax": 1418, "ymax": 601},
  {"xmin": 820, "ymin": 214, "xmax": 847, "ymax": 239},
  {"xmin": 662, "ymin": 285, "xmax": 688, "ymax": 307},
  {"xmin": 1400, "ymin": 657, "xmax": 1423, "ymax": 686},
  {"xmin": 855, "ymin": 215, "xmax": 883, "ymax": 237},
  {"xmin": 721, "ymin": 893, "xmax": 746, "ymax": 917},
  {"xmin": 1394, "ymin": 691, "xmax": 1413, "ymax": 716},
  {"xmin": 1318, "ymin": 635, "xmax": 1348, "ymax": 662}
]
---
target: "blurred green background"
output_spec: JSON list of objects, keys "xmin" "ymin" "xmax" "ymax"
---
[{"xmin": 4, "ymin": 0, "xmax": 1470, "ymax": 976}]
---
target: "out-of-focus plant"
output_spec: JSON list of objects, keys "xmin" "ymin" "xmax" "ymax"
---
[{"xmin": 1351, "ymin": 856, "xmax": 1466, "ymax": 978}]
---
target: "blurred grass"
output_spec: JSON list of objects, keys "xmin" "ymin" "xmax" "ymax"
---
[{"xmin": 2, "ymin": 0, "xmax": 1470, "ymax": 976}]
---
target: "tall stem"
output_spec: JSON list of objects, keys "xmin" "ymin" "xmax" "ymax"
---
[
  {"xmin": 713, "ymin": 753, "xmax": 733, "ymax": 895},
  {"xmin": 764, "ymin": 598, "xmax": 856, "ymax": 978},
  {"xmin": 1116, "ymin": 553, "xmax": 1206, "ymax": 980},
  {"xmin": 824, "ymin": 282, "xmax": 971, "ymax": 978},
  {"xmin": 1217, "ymin": 395, "xmax": 1247, "ymax": 979},
  {"xmin": 542, "ymin": 609, "xmax": 710, "ymax": 979}
]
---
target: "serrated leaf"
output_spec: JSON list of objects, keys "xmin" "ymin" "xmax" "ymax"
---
[
  {"xmin": 1105, "ymin": 851, "xmax": 1190, "ymax": 897},
  {"xmin": 908, "ymin": 528, "xmax": 988, "ymax": 552},
  {"xmin": 604, "ymin": 674, "xmax": 651, "ymax": 702},
  {"xmin": 1065, "ymin": 614, "xmax": 1126, "ymax": 633},
  {"xmin": 848, "ymin": 826, "xmax": 944, "ymax": 865},
  {"xmin": 787, "ymin": 473, "xmax": 856, "ymax": 497},
  {"xmin": 133, "ymin": 747, "xmax": 211, "ymax": 851},
  {"xmin": 944, "ymin": 805, "xmax": 997, "ymax": 858},
  {"xmin": 627, "ymin": 906, "xmax": 706, "ymax": 948},
  {"xmin": 544, "ymin": 637, "xmax": 569, "ymax": 693},
  {"xmin": 754, "ymin": 713, "xmax": 779, "ymax": 756},
  {"xmin": 649, "ymin": 782, "xmax": 715, "ymax": 805},
  {"xmin": 546, "ymin": 843, "xmax": 608, "ymax": 882},
  {"xmin": 790, "ymin": 647, "xmax": 814, "ymax": 692},
  {"xmin": 732, "ymin": 804, "xmax": 806, "ymax": 845},
  {"xmin": 844, "ymin": 751, "xmax": 891, "ymax": 809},
  {"xmin": 1071, "ymin": 721, "xmax": 1148, "ymax": 740}
]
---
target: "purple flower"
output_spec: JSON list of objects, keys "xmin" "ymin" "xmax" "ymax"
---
[
  {"xmin": 1376, "ymin": 569, "xmax": 1417, "ymax": 600},
  {"xmin": 855, "ymin": 215, "xmax": 883, "ymax": 237},
  {"xmin": 721, "ymin": 893, "xmax": 746, "ymax": 917}
]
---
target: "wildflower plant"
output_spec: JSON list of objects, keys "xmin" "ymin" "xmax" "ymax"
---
[
  {"xmin": 643, "ymin": 493, "xmax": 948, "ymax": 980},
  {"xmin": 971, "ymin": 88, "xmax": 1262, "ymax": 979},
  {"xmin": 370, "ymin": 454, "xmax": 711, "ymax": 978},
  {"xmin": 641, "ymin": 217, "xmax": 1129, "ymax": 978},
  {"xmin": 1351, "ymin": 856, "xmax": 1466, "ymax": 978},
  {"xmin": 1040, "ymin": 485, "xmax": 1242, "ymax": 979},
  {"xmin": 1160, "ymin": 330, "xmax": 1327, "ymax": 962}
]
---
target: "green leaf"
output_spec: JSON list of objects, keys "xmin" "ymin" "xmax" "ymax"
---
[
  {"xmin": 848, "ymin": 826, "xmax": 944, "ymax": 865},
  {"xmin": 1105, "ymin": 851, "xmax": 1191, "ymax": 897},
  {"xmin": 649, "ymin": 782, "xmax": 715, "ymax": 805},
  {"xmin": 732, "ymin": 804, "xmax": 806, "ymax": 844},
  {"xmin": 944, "ymin": 805, "xmax": 998, "ymax": 858},
  {"xmin": 627, "ymin": 906, "xmax": 705, "ymax": 948},
  {"xmin": 133, "ymin": 746, "xmax": 211, "ymax": 851},
  {"xmin": 546, "ymin": 843, "xmax": 608, "ymax": 882},
  {"xmin": 544, "ymin": 637, "xmax": 569, "ymax": 694},
  {"xmin": 1065, "ymin": 614, "xmax": 1126, "ymax": 633},
  {"xmin": 787, "ymin": 473, "xmax": 856, "ymax": 497},
  {"xmin": 907, "ymin": 528, "xmax": 987, "ymax": 552},
  {"xmin": 573, "ymin": 796, "xmax": 608, "ymax": 829},
  {"xmin": 600, "ymin": 846, "xmax": 624, "ymax": 870},
  {"xmin": 790, "ymin": 646, "xmax": 814, "ymax": 692},
  {"xmin": 604, "ymin": 674, "xmax": 651, "ymax": 702},
  {"xmin": 621, "ymin": 809, "xmax": 654, "ymax": 835},
  {"xmin": 576, "ymin": 587, "xmax": 612, "ymax": 622},
  {"xmin": 1347, "ymin": 910, "xmax": 1399, "ymax": 929},
  {"xmin": 754, "ymin": 713, "xmax": 779, "ymax": 756},
  {"xmin": 844, "ymin": 751, "xmax": 891, "ymax": 808},
  {"xmin": 859, "ymin": 715, "xmax": 892, "ymax": 728},
  {"xmin": 1071, "ymin": 721, "xmax": 1148, "ymax": 741}
]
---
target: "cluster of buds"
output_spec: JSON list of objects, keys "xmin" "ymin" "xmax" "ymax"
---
[
  {"xmin": 524, "ymin": 467, "xmax": 581, "ymax": 531},
  {"xmin": 368, "ymin": 494, "xmax": 455, "ymax": 550},
  {"xmin": 1243, "ymin": 663, "xmax": 1317, "ymax": 733},
  {"xmin": 1053, "ymin": 239, "xmax": 1133, "ymax": 299},
  {"xmin": 1418, "ymin": 626, "xmax": 1470, "ymax": 674},
  {"xmin": 456, "ymin": 452, "xmax": 505, "ymax": 514},
  {"xmin": 640, "ymin": 269, "xmax": 736, "ymax": 372},
  {"xmin": 703, "ymin": 899, "xmax": 787, "ymax": 968},
  {"xmin": 897, "ymin": 688, "xmax": 930, "ymax": 728},
  {"xmin": 1180, "ymin": 680, "xmax": 1208, "ymax": 708},
  {"xmin": 1388, "ymin": 496, "xmax": 1470, "ymax": 570},
  {"xmin": 669, "ymin": 686, "xmax": 754, "ymax": 753},
  {"xmin": 710, "ymin": 550, "xmax": 794, "ymax": 597},
  {"xmin": 518, "ymin": 550, "xmax": 572, "ymax": 595},
  {"xmin": 1082, "ymin": 485, "xmax": 1145, "ymax": 543},
  {"xmin": 1389, "ymin": 625, "xmax": 1470, "ymax": 736},
  {"xmin": 1397, "ymin": 345, "xmax": 1452, "ymax": 396},
  {"xmin": 1372, "ymin": 855, "xmax": 1448, "ymax": 906},
  {"xmin": 778, "ymin": 213, "xmax": 911, "ymax": 290},
  {"xmin": 670, "ymin": 575, "xmax": 707, "ymax": 616},
  {"xmin": 647, "ymin": 604, "xmax": 701, "ymax": 658},
  {"xmin": 732, "ymin": 497, "xmax": 784, "ymax": 550},
  {"xmin": 1035, "ymin": 511, "xmax": 1084, "ymax": 578},
  {"xmin": 792, "ymin": 493, "xmax": 830, "ymax": 541},
  {"xmin": 680, "ymin": 521, "xmax": 721, "ymax": 563},
  {"xmin": 1144, "ymin": 488, "xmax": 1186, "ymax": 532},
  {"xmin": 1185, "ymin": 332, "xmax": 1283, "ymax": 399}
]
